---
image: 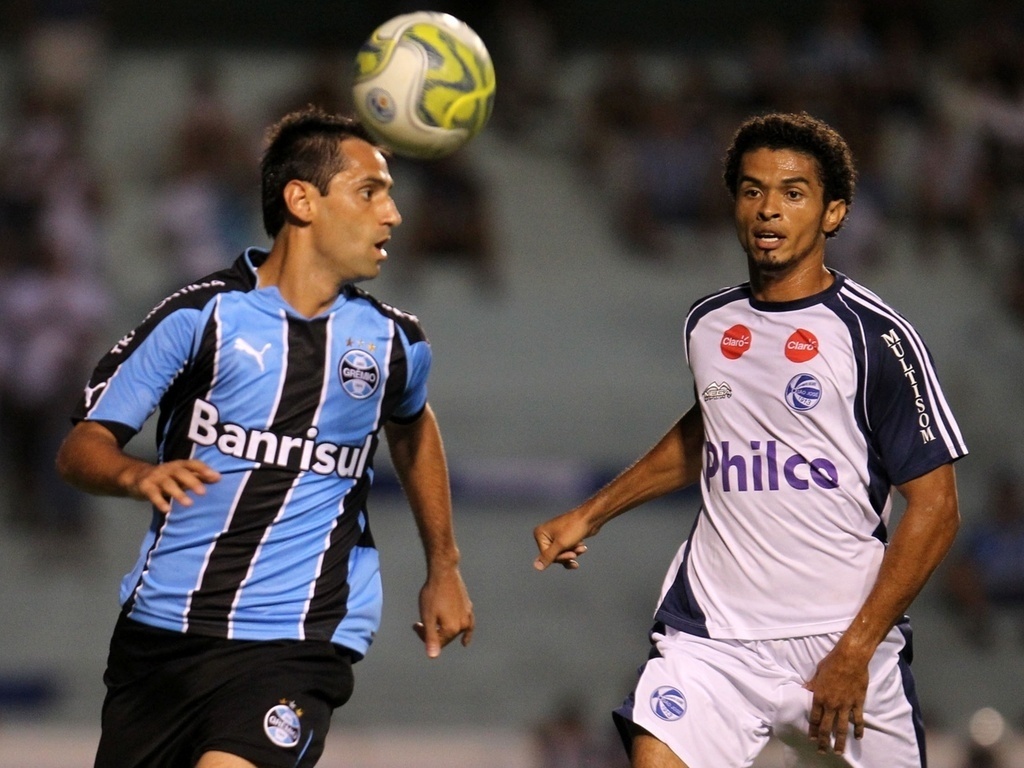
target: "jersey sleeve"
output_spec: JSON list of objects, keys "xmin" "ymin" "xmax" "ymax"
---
[
  {"xmin": 390, "ymin": 328, "xmax": 431, "ymax": 423},
  {"xmin": 72, "ymin": 306, "xmax": 203, "ymax": 440},
  {"xmin": 865, "ymin": 321, "xmax": 968, "ymax": 485}
]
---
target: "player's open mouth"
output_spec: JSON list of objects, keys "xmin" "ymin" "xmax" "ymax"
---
[
  {"xmin": 375, "ymin": 238, "xmax": 390, "ymax": 257},
  {"xmin": 754, "ymin": 231, "xmax": 783, "ymax": 248}
]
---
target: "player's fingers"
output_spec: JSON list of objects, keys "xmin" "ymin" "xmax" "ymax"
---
[
  {"xmin": 420, "ymin": 619, "xmax": 442, "ymax": 658},
  {"xmin": 413, "ymin": 619, "xmax": 439, "ymax": 658},
  {"xmin": 814, "ymin": 710, "xmax": 836, "ymax": 754},
  {"xmin": 139, "ymin": 477, "xmax": 190, "ymax": 512},
  {"xmin": 181, "ymin": 461, "xmax": 222, "ymax": 485},
  {"xmin": 533, "ymin": 539, "xmax": 561, "ymax": 570},
  {"xmin": 807, "ymin": 701, "xmax": 822, "ymax": 739},
  {"xmin": 852, "ymin": 702, "xmax": 865, "ymax": 740},
  {"xmin": 177, "ymin": 464, "xmax": 222, "ymax": 493},
  {"xmin": 535, "ymin": 539, "xmax": 586, "ymax": 571},
  {"xmin": 832, "ymin": 719, "xmax": 849, "ymax": 755},
  {"xmin": 553, "ymin": 546, "xmax": 587, "ymax": 569}
]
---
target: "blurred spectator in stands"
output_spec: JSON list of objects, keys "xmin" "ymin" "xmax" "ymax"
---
[
  {"xmin": 0, "ymin": 222, "xmax": 110, "ymax": 544},
  {"xmin": 944, "ymin": 469, "xmax": 1024, "ymax": 649},
  {"xmin": 609, "ymin": 67, "xmax": 723, "ymax": 256},
  {"xmin": 491, "ymin": 0, "xmax": 557, "ymax": 140},
  {"xmin": 0, "ymin": 74, "xmax": 110, "ymax": 547},
  {"xmin": 154, "ymin": 62, "xmax": 259, "ymax": 286},
  {"xmin": 274, "ymin": 50, "xmax": 355, "ymax": 116},
  {"xmin": 398, "ymin": 151, "xmax": 501, "ymax": 294},
  {"xmin": 797, "ymin": 0, "xmax": 878, "ymax": 88},
  {"xmin": 534, "ymin": 697, "xmax": 627, "ymax": 768},
  {"xmin": 732, "ymin": 23, "xmax": 802, "ymax": 116},
  {"xmin": 913, "ymin": 101, "xmax": 993, "ymax": 259},
  {"xmin": 0, "ymin": 87, "xmax": 106, "ymax": 276},
  {"xmin": 962, "ymin": 744, "xmax": 1002, "ymax": 768},
  {"xmin": 818, "ymin": 109, "xmax": 888, "ymax": 278},
  {"xmin": 577, "ymin": 45, "xmax": 655, "ymax": 183},
  {"xmin": 8, "ymin": 0, "xmax": 107, "ymax": 103}
]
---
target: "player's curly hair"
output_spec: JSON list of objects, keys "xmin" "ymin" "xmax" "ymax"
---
[
  {"xmin": 722, "ymin": 112, "xmax": 856, "ymax": 238},
  {"xmin": 261, "ymin": 106, "xmax": 380, "ymax": 237}
]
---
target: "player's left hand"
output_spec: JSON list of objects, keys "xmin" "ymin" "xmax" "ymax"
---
[
  {"xmin": 414, "ymin": 566, "xmax": 474, "ymax": 658},
  {"xmin": 804, "ymin": 641, "xmax": 870, "ymax": 755}
]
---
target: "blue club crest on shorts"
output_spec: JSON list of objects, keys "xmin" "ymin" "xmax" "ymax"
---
[
  {"xmin": 650, "ymin": 686, "xmax": 687, "ymax": 721},
  {"xmin": 264, "ymin": 702, "xmax": 302, "ymax": 748}
]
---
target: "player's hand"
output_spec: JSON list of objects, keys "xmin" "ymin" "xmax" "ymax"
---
[
  {"xmin": 804, "ymin": 641, "xmax": 870, "ymax": 755},
  {"xmin": 415, "ymin": 566, "xmax": 474, "ymax": 658},
  {"xmin": 126, "ymin": 460, "xmax": 222, "ymax": 514},
  {"xmin": 533, "ymin": 510, "xmax": 593, "ymax": 571}
]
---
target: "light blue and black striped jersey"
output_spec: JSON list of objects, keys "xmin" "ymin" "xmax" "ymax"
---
[
  {"xmin": 72, "ymin": 248, "xmax": 432, "ymax": 657},
  {"xmin": 655, "ymin": 271, "xmax": 968, "ymax": 640}
]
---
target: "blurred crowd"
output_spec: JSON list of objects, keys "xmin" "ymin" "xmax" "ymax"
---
[{"xmin": 524, "ymin": 0, "xmax": 1024, "ymax": 297}]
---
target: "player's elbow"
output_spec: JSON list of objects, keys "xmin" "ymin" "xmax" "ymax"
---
[{"xmin": 54, "ymin": 433, "xmax": 81, "ymax": 487}]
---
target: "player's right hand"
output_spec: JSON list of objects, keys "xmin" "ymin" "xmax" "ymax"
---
[
  {"xmin": 128, "ymin": 460, "xmax": 222, "ymax": 514},
  {"xmin": 533, "ymin": 511, "xmax": 592, "ymax": 571}
]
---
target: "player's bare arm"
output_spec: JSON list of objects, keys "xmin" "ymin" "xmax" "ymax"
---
[
  {"xmin": 385, "ymin": 405, "xmax": 474, "ymax": 658},
  {"xmin": 56, "ymin": 420, "xmax": 221, "ymax": 514},
  {"xmin": 533, "ymin": 404, "xmax": 705, "ymax": 571},
  {"xmin": 805, "ymin": 462, "xmax": 960, "ymax": 755}
]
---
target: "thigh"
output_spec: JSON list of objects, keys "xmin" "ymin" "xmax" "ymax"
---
[
  {"xmin": 841, "ymin": 624, "xmax": 925, "ymax": 768},
  {"xmin": 773, "ymin": 626, "xmax": 926, "ymax": 768},
  {"xmin": 198, "ymin": 639, "xmax": 355, "ymax": 767},
  {"xmin": 95, "ymin": 616, "xmax": 208, "ymax": 768},
  {"xmin": 613, "ymin": 630, "xmax": 773, "ymax": 768},
  {"xmin": 632, "ymin": 732, "xmax": 690, "ymax": 768}
]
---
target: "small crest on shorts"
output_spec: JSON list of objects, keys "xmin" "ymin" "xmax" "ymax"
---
[
  {"xmin": 650, "ymin": 686, "xmax": 687, "ymax": 721},
  {"xmin": 264, "ymin": 699, "xmax": 303, "ymax": 748}
]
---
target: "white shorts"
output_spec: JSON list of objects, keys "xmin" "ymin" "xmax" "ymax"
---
[{"xmin": 612, "ymin": 624, "xmax": 925, "ymax": 768}]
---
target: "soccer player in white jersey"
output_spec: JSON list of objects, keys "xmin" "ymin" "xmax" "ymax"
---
[{"xmin": 534, "ymin": 112, "xmax": 966, "ymax": 768}]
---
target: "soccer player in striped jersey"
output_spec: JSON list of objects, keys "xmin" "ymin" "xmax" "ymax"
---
[
  {"xmin": 534, "ymin": 112, "xmax": 966, "ymax": 768},
  {"xmin": 57, "ymin": 108, "xmax": 474, "ymax": 768}
]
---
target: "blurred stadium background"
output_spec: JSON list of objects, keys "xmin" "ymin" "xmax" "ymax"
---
[{"xmin": 1, "ymin": 1, "xmax": 1024, "ymax": 766}]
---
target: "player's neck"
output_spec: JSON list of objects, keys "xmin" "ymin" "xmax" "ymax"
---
[
  {"xmin": 258, "ymin": 239, "xmax": 343, "ymax": 318},
  {"xmin": 748, "ymin": 261, "xmax": 834, "ymax": 303}
]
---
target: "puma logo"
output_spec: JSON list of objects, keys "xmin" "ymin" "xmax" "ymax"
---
[
  {"xmin": 234, "ymin": 338, "xmax": 272, "ymax": 371},
  {"xmin": 84, "ymin": 381, "xmax": 107, "ymax": 409}
]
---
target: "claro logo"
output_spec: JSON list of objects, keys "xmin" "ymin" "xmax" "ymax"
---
[
  {"xmin": 187, "ymin": 398, "xmax": 372, "ymax": 478},
  {"xmin": 720, "ymin": 325, "xmax": 752, "ymax": 359},
  {"xmin": 704, "ymin": 440, "xmax": 840, "ymax": 492}
]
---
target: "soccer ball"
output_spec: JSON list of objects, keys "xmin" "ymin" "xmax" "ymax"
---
[{"xmin": 352, "ymin": 11, "xmax": 496, "ymax": 160}]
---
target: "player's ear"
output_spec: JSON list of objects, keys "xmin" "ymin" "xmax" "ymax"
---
[
  {"xmin": 823, "ymin": 198, "xmax": 847, "ymax": 235},
  {"xmin": 283, "ymin": 179, "xmax": 316, "ymax": 225}
]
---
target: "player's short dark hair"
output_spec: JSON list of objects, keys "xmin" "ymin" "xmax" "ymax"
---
[
  {"xmin": 722, "ymin": 112, "xmax": 856, "ymax": 237},
  {"xmin": 260, "ymin": 106, "xmax": 379, "ymax": 237}
]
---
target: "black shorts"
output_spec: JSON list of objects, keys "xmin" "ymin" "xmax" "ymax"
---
[{"xmin": 95, "ymin": 613, "xmax": 355, "ymax": 768}]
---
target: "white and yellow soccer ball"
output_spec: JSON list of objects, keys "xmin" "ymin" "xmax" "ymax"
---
[{"xmin": 352, "ymin": 11, "xmax": 496, "ymax": 160}]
